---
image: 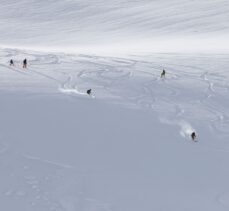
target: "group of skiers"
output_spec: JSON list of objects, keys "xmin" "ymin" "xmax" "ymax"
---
[
  {"xmin": 8, "ymin": 60, "xmax": 197, "ymax": 141},
  {"xmin": 160, "ymin": 69, "xmax": 197, "ymax": 141},
  {"xmin": 10, "ymin": 58, "xmax": 93, "ymax": 96},
  {"xmin": 10, "ymin": 58, "xmax": 27, "ymax": 68}
]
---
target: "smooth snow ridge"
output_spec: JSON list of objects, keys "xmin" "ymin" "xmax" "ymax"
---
[{"xmin": 0, "ymin": 0, "xmax": 229, "ymax": 53}]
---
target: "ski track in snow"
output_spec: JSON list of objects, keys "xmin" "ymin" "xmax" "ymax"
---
[
  {"xmin": 0, "ymin": 144, "xmax": 112, "ymax": 211},
  {"xmin": 217, "ymin": 191, "xmax": 229, "ymax": 209},
  {"xmin": 1, "ymin": 48, "xmax": 229, "ymax": 142},
  {"xmin": 0, "ymin": 1, "xmax": 229, "ymax": 209},
  {"xmin": 1, "ymin": 48, "xmax": 229, "ymax": 210}
]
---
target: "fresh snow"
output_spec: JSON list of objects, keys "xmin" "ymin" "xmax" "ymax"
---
[
  {"xmin": 0, "ymin": 1, "xmax": 229, "ymax": 211},
  {"xmin": 0, "ymin": 0, "xmax": 229, "ymax": 54},
  {"xmin": 1, "ymin": 48, "xmax": 229, "ymax": 211}
]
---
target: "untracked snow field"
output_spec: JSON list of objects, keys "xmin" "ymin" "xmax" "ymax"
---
[
  {"xmin": 0, "ymin": 48, "xmax": 229, "ymax": 211},
  {"xmin": 0, "ymin": 0, "xmax": 229, "ymax": 53}
]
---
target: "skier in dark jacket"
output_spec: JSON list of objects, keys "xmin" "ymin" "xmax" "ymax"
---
[
  {"xmin": 87, "ymin": 89, "xmax": 92, "ymax": 95},
  {"xmin": 10, "ymin": 59, "xmax": 14, "ymax": 66},
  {"xmin": 161, "ymin": 69, "xmax": 166, "ymax": 78},
  {"xmin": 23, "ymin": 58, "xmax": 27, "ymax": 68},
  {"xmin": 191, "ymin": 132, "xmax": 197, "ymax": 141}
]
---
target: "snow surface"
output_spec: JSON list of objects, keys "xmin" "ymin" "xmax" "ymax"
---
[
  {"xmin": 1, "ymin": 48, "xmax": 229, "ymax": 211},
  {"xmin": 0, "ymin": 0, "xmax": 229, "ymax": 54},
  {"xmin": 1, "ymin": 1, "xmax": 229, "ymax": 211}
]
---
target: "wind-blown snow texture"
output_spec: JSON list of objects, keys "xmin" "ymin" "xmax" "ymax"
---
[
  {"xmin": 1, "ymin": 1, "xmax": 229, "ymax": 211},
  {"xmin": 0, "ymin": 0, "xmax": 229, "ymax": 53}
]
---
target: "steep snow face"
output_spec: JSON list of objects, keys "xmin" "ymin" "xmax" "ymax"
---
[{"xmin": 0, "ymin": 0, "xmax": 229, "ymax": 53}]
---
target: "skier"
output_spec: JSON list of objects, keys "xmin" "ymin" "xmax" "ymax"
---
[
  {"xmin": 87, "ymin": 89, "xmax": 92, "ymax": 95},
  {"xmin": 191, "ymin": 132, "xmax": 197, "ymax": 141},
  {"xmin": 161, "ymin": 69, "xmax": 166, "ymax": 78},
  {"xmin": 23, "ymin": 58, "xmax": 27, "ymax": 68},
  {"xmin": 10, "ymin": 59, "xmax": 14, "ymax": 66}
]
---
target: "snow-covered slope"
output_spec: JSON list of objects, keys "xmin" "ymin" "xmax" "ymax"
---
[
  {"xmin": 1, "ymin": 48, "xmax": 229, "ymax": 210},
  {"xmin": 0, "ymin": 0, "xmax": 229, "ymax": 53},
  {"xmin": 1, "ymin": 0, "xmax": 229, "ymax": 210}
]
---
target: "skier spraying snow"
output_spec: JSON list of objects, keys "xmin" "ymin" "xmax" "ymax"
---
[
  {"xmin": 23, "ymin": 58, "xmax": 27, "ymax": 68},
  {"xmin": 191, "ymin": 132, "xmax": 197, "ymax": 141},
  {"xmin": 161, "ymin": 69, "xmax": 166, "ymax": 78},
  {"xmin": 10, "ymin": 59, "xmax": 14, "ymax": 66},
  {"xmin": 87, "ymin": 89, "xmax": 92, "ymax": 95}
]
